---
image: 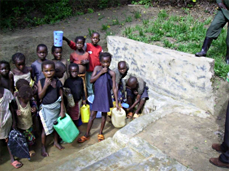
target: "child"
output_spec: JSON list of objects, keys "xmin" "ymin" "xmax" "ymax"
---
[
  {"xmin": 69, "ymin": 36, "xmax": 89, "ymax": 74},
  {"xmin": 113, "ymin": 61, "xmax": 129, "ymax": 103},
  {"xmin": 12, "ymin": 53, "xmax": 34, "ymax": 88},
  {"xmin": 126, "ymin": 76, "xmax": 149, "ymax": 119},
  {"xmin": 31, "ymin": 44, "xmax": 48, "ymax": 84},
  {"xmin": 51, "ymin": 45, "xmax": 68, "ymax": 85},
  {"xmin": 37, "ymin": 60, "xmax": 65, "ymax": 157},
  {"xmin": 0, "ymin": 82, "xmax": 23, "ymax": 169},
  {"xmin": 64, "ymin": 32, "xmax": 103, "ymax": 96},
  {"xmin": 64, "ymin": 63, "xmax": 86, "ymax": 127},
  {"xmin": 0, "ymin": 60, "xmax": 14, "ymax": 93},
  {"xmin": 77, "ymin": 52, "xmax": 119, "ymax": 143},
  {"xmin": 15, "ymin": 85, "xmax": 37, "ymax": 157},
  {"xmin": 55, "ymin": 61, "xmax": 67, "ymax": 80}
]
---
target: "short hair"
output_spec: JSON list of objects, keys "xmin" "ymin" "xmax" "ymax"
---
[
  {"xmin": 75, "ymin": 36, "xmax": 86, "ymax": 44},
  {"xmin": 12, "ymin": 53, "xmax": 25, "ymax": 64},
  {"xmin": 16, "ymin": 79, "xmax": 29, "ymax": 90},
  {"xmin": 52, "ymin": 45, "xmax": 62, "ymax": 53},
  {"xmin": 92, "ymin": 32, "xmax": 100, "ymax": 37},
  {"xmin": 41, "ymin": 60, "xmax": 55, "ymax": 71},
  {"xmin": 0, "ymin": 60, "xmax": 10, "ymax": 70},
  {"xmin": 18, "ymin": 85, "xmax": 33, "ymax": 99},
  {"xmin": 68, "ymin": 63, "xmax": 79, "ymax": 72},
  {"xmin": 99, "ymin": 52, "xmax": 112, "ymax": 62},
  {"xmin": 37, "ymin": 44, "xmax": 48, "ymax": 52},
  {"xmin": 55, "ymin": 61, "xmax": 66, "ymax": 72}
]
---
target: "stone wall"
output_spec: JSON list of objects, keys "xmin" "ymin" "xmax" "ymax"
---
[{"xmin": 107, "ymin": 36, "xmax": 215, "ymax": 114}]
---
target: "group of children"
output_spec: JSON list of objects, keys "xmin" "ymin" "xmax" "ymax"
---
[{"xmin": 0, "ymin": 32, "xmax": 149, "ymax": 169}]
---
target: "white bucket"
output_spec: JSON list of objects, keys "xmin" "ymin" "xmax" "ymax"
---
[{"xmin": 53, "ymin": 31, "xmax": 63, "ymax": 47}]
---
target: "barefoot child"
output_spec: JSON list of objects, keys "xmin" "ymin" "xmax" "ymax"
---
[
  {"xmin": 15, "ymin": 85, "xmax": 37, "ymax": 157},
  {"xmin": 77, "ymin": 52, "xmax": 119, "ymax": 143},
  {"xmin": 113, "ymin": 61, "xmax": 129, "ymax": 103},
  {"xmin": 126, "ymin": 76, "xmax": 149, "ymax": 119},
  {"xmin": 0, "ymin": 82, "xmax": 23, "ymax": 169},
  {"xmin": 31, "ymin": 44, "xmax": 48, "ymax": 84},
  {"xmin": 64, "ymin": 63, "xmax": 86, "ymax": 127},
  {"xmin": 37, "ymin": 60, "xmax": 65, "ymax": 157},
  {"xmin": 64, "ymin": 32, "xmax": 103, "ymax": 96},
  {"xmin": 69, "ymin": 36, "xmax": 89, "ymax": 74},
  {"xmin": 51, "ymin": 45, "xmax": 68, "ymax": 85},
  {"xmin": 0, "ymin": 60, "xmax": 14, "ymax": 93},
  {"xmin": 12, "ymin": 53, "xmax": 34, "ymax": 87}
]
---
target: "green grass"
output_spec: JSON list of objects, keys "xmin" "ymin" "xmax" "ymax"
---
[{"xmin": 122, "ymin": 10, "xmax": 229, "ymax": 79}]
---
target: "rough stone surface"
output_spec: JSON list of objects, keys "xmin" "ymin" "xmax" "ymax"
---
[{"xmin": 107, "ymin": 36, "xmax": 215, "ymax": 114}]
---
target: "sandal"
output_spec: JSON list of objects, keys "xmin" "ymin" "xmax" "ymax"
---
[
  {"xmin": 29, "ymin": 150, "xmax": 36, "ymax": 157},
  {"xmin": 77, "ymin": 136, "xmax": 90, "ymax": 143},
  {"xmin": 11, "ymin": 160, "xmax": 23, "ymax": 169},
  {"xmin": 98, "ymin": 134, "xmax": 105, "ymax": 142},
  {"xmin": 127, "ymin": 112, "xmax": 133, "ymax": 119},
  {"xmin": 133, "ymin": 113, "xmax": 141, "ymax": 119}
]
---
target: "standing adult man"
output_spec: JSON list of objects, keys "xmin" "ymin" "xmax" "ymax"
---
[{"xmin": 195, "ymin": 0, "xmax": 229, "ymax": 64}]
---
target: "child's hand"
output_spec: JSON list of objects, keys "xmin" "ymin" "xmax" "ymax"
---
[
  {"xmin": 81, "ymin": 59, "xmax": 89, "ymax": 64},
  {"xmin": 60, "ymin": 112, "xmax": 65, "ymax": 119},
  {"xmin": 31, "ymin": 107, "xmax": 37, "ymax": 113},
  {"xmin": 64, "ymin": 87, "xmax": 71, "ymax": 94},
  {"xmin": 16, "ymin": 110, "xmax": 21, "ymax": 116},
  {"xmin": 44, "ymin": 78, "xmax": 51, "ymax": 88},
  {"xmin": 101, "ymin": 67, "xmax": 108, "ymax": 74},
  {"xmin": 116, "ymin": 103, "xmax": 121, "ymax": 111},
  {"xmin": 5, "ymin": 138, "xmax": 8, "ymax": 143},
  {"xmin": 133, "ymin": 90, "xmax": 138, "ymax": 95},
  {"xmin": 82, "ymin": 100, "xmax": 86, "ymax": 105}
]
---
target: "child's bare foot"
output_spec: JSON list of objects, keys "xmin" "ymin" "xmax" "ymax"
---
[
  {"xmin": 29, "ymin": 150, "xmax": 36, "ymax": 157},
  {"xmin": 41, "ymin": 146, "xmax": 49, "ymax": 157},
  {"xmin": 54, "ymin": 142, "xmax": 65, "ymax": 150}
]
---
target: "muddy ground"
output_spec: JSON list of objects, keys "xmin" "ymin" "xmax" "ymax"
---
[{"xmin": 0, "ymin": 4, "xmax": 229, "ymax": 171}]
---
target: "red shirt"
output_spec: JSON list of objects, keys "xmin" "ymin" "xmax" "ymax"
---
[
  {"xmin": 68, "ymin": 41, "xmax": 103, "ymax": 72},
  {"xmin": 70, "ymin": 52, "xmax": 89, "ymax": 64}
]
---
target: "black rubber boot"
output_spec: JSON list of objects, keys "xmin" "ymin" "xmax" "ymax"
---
[
  {"xmin": 195, "ymin": 37, "xmax": 213, "ymax": 57},
  {"xmin": 226, "ymin": 48, "xmax": 229, "ymax": 64}
]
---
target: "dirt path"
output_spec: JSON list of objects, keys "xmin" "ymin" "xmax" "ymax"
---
[{"xmin": 0, "ymin": 5, "xmax": 229, "ymax": 170}]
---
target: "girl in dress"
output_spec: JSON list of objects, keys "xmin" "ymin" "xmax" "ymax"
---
[
  {"xmin": 77, "ymin": 52, "xmax": 119, "ymax": 143},
  {"xmin": 0, "ymin": 82, "xmax": 23, "ymax": 168}
]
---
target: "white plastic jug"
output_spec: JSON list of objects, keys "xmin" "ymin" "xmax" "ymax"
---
[
  {"xmin": 111, "ymin": 108, "xmax": 126, "ymax": 128},
  {"xmin": 53, "ymin": 31, "xmax": 63, "ymax": 47}
]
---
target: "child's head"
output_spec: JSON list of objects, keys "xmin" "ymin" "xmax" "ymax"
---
[
  {"xmin": 68, "ymin": 63, "xmax": 79, "ymax": 78},
  {"xmin": 55, "ymin": 61, "xmax": 66, "ymax": 78},
  {"xmin": 99, "ymin": 52, "xmax": 112, "ymax": 68},
  {"xmin": 91, "ymin": 32, "xmax": 100, "ymax": 46},
  {"xmin": 18, "ymin": 85, "xmax": 33, "ymax": 103},
  {"xmin": 42, "ymin": 60, "xmax": 55, "ymax": 79},
  {"xmin": 118, "ymin": 61, "xmax": 129, "ymax": 76},
  {"xmin": 52, "ymin": 46, "xmax": 62, "ymax": 60},
  {"xmin": 75, "ymin": 36, "xmax": 85, "ymax": 50},
  {"xmin": 37, "ymin": 44, "xmax": 48, "ymax": 61},
  {"xmin": 126, "ymin": 76, "xmax": 138, "ymax": 90},
  {"xmin": 16, "ymin": 79, "xmax": 30, "ymax": 91},
  {"xmin": 12, "ymin": 53, "xmax": 26, "ymax": 71},
  {"xmin": 0, "ymin": 60, "xmax": 10, "ymax": 77}
]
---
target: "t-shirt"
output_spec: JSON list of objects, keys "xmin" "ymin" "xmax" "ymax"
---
[
  {"xmin": 68, "ymin": 41, "xmax": 103, "ymax": 72},
  {"xmin": 64, "ymin": 77, "xmax": 85, "ymax": 102},
  {"xmin": 40, "ymin": 78, "xmax": 62, "ymax": 105},
  {"xmin": 70, "ymin": 52, "xmax": 89, "ymax": 65},
  {"xmin": 31, "ymin": 60, "xmax": 45, "ymax": 84}
]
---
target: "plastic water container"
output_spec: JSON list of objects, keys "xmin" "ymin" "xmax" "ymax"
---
[
  {"xmin": 53, "ymin": 31, "xmax": 63, "ymax": 47},
  {"xmin": 80, "ymin": 104, "xmax": 90, "ymax": 123},
  {"xmin": 53, "ymin": 114, "xmax": 79, "ymax": 143},
  {"xmin": 87, "ymin": 95, "xmax": 102, "ymax": 118},
  {"xmin": 111, "ymin": 108, "xmax": 126, "ymax": 128}
]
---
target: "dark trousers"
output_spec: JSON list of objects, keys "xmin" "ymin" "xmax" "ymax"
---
[{"xmin": 220, "ymin": 101, "xmax": 229, "ymax": 163}]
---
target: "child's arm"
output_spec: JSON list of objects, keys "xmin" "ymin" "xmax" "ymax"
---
[
  {"xmin": 90, "ymin": 66, "xmax": 107, "ymax": 83},
  {"xmin": 59, "ymin": 88, "xmax": 66, "ymax": 118},
  {"xmin": 10, "ymin": 100, "xmax": 17, "ymax": 129},
  {"xmin": 128, "ymin": 94, "xmax": 141, "ymax": 111},
  {"xmin": 9, "ymin": 72, "xmax": 14, "ymax": 93},
  {"xmin": 63, "ymin": 36, "xmax": 77, "ymax": 50},
  {"xmin": 110, "ymin": 70, "xmax": 120, "ymax": 110},
  {"xmin": 81, "ymin": 79, "xmax": 86, "ymax": 105},
  {"xmin": 37, "ymin": 78, "xmax": 51, "ymax": 99}
]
